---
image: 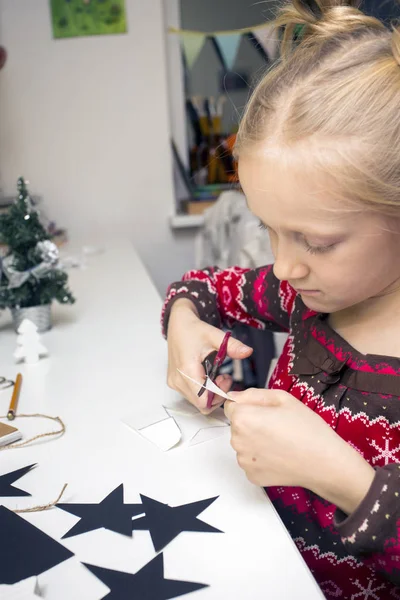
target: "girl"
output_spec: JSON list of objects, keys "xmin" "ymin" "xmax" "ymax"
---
[{"xmin": 162, "ymin": 1, "xmax": 400, "ymax": 597}]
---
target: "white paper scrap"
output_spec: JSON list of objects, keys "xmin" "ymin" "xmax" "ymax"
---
[
  {"xmin": 135, "ymin": 417, "xmax": 182, "ymax": 452},
  {"xmin": 124, "ymin": 403, "xmax": 172, "ymax": 432},
  {"xmin": 0, "ymin": 577, "xmax": 41, "ymax": 599},
  {"xmin": 164, "ymin": 407, "xmax": 229, "ymax": 446},
  {"xmin": 177, "ymin": 369, "xmax": 234, "ymax": 401},
  {"xmin": 189, "ymin": 425, "xmax": 230, "ymax": 446}
]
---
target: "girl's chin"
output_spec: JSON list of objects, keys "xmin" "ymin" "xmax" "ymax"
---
[{"xmin": 300, "ymin": 293, "xmax": 326, "ymax": 310}]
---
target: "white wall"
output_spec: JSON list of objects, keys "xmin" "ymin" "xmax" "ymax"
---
[{"xmin": 0, "ymin": 0, "xmax": 196, "ymax": 295}]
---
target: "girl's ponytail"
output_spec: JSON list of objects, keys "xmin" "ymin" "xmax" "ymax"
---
[{"xmin": 276, "ymin": 0, "xmax": 385, "ymax": 57}]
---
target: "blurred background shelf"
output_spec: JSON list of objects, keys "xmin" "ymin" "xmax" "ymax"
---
[{"xmin": 169, "ymin": 214, "xmax": 205, "ymax": 229}]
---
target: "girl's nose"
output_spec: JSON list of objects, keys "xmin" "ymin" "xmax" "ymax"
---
[{"xmin": 272, "ymin": 243, "xmax": 309, "ymax": 282}]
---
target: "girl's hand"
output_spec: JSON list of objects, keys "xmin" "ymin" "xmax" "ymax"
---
[
  {"xmin": 166, "ymin": 299, "xmax": 253, "ymax": 413},
  {"xmin": 224, "ymin": 388, "xmax": 375, "ymax": 514}
]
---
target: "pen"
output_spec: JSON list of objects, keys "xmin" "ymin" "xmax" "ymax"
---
[{"xmin": 7, "ymin": 373, "xmax": 22, "ymax": 421}]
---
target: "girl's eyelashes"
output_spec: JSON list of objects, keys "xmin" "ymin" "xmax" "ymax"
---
[
  {"xmin": 257, "ymin": 220, "xmax": 337, "ymax": 254},
  {"xmin": 305, "ymin": 241, "xmax": 337, "ymax": 255}
]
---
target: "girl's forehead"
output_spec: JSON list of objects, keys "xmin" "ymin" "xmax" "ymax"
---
[{"xmin": 238, "ymin": 150, "xmax": 360, "ymax": 226}]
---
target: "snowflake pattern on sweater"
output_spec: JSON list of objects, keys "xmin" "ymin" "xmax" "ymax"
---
[{"xmin": 162, "ymin": 265, "xmax": 400, "ymax": 600}]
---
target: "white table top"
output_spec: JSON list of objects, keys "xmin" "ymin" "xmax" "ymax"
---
[{"xmin": 0, "ymin": 240, "xmax": 324, "ymax": 600}]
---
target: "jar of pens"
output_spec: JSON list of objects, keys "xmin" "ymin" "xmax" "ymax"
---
[{"xmin": 186, "ymin": 95, "xmax": 238, "ymax": 201}]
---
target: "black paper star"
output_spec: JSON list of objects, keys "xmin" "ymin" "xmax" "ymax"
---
[
  {"xmin": 57, "ymin": 484, "xmax": 144, "ymax": 539},
  {"xmin": 0, "ymin": 463, "xmax": 36, "ymax": 497},
  {"xmin": 132, "ymin": 495, "xmax": 222, "ymax": 552},
  {"xmin": 0, "ymin": 505, "xmax": 73, "ymax": 584},
  {"xmin": 84, "ymin": 553, "xmax": 208, "ymax": 600}
]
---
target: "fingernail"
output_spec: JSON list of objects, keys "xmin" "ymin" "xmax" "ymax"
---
[
  {"xmin": 229, "ymin": 391, "xmax": 239, "ymax": 399},
  {"xmin": 240, "ymin": 346, "xmax": 251, "ymax": 353}
]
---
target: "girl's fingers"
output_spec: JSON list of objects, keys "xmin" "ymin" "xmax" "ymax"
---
[
  {"xmin": 210, "ymin": 374, "xmax": 233, "ymax": 408},
  {"xmin": 176, "ymin": 363, "xmax": 216, "ymax": 412},
  {"xmin": 215, "ymin": 373, "xmax": 232, "ymax": 393}
]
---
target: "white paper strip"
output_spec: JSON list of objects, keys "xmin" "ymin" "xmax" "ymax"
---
[{"xmin": 177, "ymin": 369, "xmax": 234, "ymax": 401}]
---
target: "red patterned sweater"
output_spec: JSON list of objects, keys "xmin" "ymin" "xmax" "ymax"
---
[{"xmin": 162, "ymin": 265, "xmax": 400, "ymax": 600}]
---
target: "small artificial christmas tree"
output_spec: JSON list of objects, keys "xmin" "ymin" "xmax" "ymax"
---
[
  {"xmin": 0, "ymin": 177, "xmax": 75, "ymax": 312},
  {"xmin": 14, "ymin": 319, "xmax": 48, "ymax": 364}
]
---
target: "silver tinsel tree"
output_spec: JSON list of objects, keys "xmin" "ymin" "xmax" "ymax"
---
[{"xmin": 0, "ymin": 177, "xmax": 75, "ymax": 309}]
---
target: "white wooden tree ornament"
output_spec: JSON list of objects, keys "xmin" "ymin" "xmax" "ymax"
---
[{"xmin": 14, "ymin": 319, "xmax": 48, "ymax": 365}]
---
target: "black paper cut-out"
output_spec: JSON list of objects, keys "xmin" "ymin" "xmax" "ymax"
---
[
  {"xmin": 132, "ymin": 495, "xmax": 222, "ymax": 552},
  {"xmin": 0, "ymin": 463, "xmax": 36, "ymax": 497},
  {"xmin": 84, "ymin": 553, "xmax": 208, "ymax": 600},
  {"xmin": 0, "ymin": 504, "xmax": 73, "ymax": 584},
  {"xmin": 57, "ymin": 484, "xmax": 144, "ymax": 539}
]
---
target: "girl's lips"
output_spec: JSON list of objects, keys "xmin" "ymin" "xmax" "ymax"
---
[{"xmin": 296, "ymin": 289, "xmax": 320, "ymax": 295}]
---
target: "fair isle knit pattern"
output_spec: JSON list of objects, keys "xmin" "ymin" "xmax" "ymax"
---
[{"xmin": 162, "ymin": 265, "xmax": 400, "ymax": 600}]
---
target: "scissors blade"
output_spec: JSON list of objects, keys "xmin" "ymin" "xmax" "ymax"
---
[
  {"xmin": 205, "ymin": 332, "xmax": 232, "ymax": 408},
  {"xmin": 197, "ymin": 355, "xmax": 216, "ymax": 398}
]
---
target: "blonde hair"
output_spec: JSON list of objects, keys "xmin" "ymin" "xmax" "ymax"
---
[{"xmin": 235, "ymin": 0, "xmax": 400, "ymax": 215}]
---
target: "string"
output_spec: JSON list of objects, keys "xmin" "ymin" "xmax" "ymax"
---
[
  {"xmin": 168, "ymin": 22, "xmax": 274, "ymax": 36},
  {"xmin": 0, "ymin": 384, "xmax": 68, "ymax": 512},
  {"xmin": 0, "ymin": 413, "xmax": 66, "ymax": 450},
  {"xmin": 14, "ymin": 483, "xmax": 68, "ymax": 514}
]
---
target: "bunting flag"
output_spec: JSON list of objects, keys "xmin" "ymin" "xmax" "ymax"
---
[
  {"xmin": 252, "ymin": 24, "xmax": 279, "ymax": 61},
  {"xmin": 169, "ymin": 22, "xmax": 277, "ymax": 72},
  {"xmin": 181, "ymin": 33, "xmax": 206, "ymax": 70},
  {"xmin": 214, "ymin": 34, "xmax": 242, "ymax": 70}
]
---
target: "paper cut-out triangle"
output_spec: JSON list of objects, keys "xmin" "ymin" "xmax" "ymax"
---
[
  {"xmin": 84, "ymin": 553, "xmax": 208, "ymax": 599},
  {"xmin": 57, "ymin": 484, "xmax": 143, "ymax": 539},
  {"xmin": 139, "ymin": 417, "xmax": 182, "ymax": 452},
  {"xmin": 132, "ymin": 494, "xmax": 222, "ymax": 552},
  {"xmin": 0, "ymin": 505, "xmax": 73, "ymax": 585},
  {"xmin": 0, "ymin": 464, "xmax": 36, "ymax": 497}
]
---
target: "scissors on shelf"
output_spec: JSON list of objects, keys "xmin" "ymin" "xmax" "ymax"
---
[
  {"xmin": 0, "ymin": 377, "xmax": 14, "ymax": 391},
  {"xmin": 198, "ymin": 331, "xmax": 231, "ymax": 409}
]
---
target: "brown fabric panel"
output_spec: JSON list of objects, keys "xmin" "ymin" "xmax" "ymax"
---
[{"xmin": 291, "ymin": 329, "xmax": 400, "ymax": 396}]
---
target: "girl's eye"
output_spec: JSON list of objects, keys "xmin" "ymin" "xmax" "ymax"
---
[
  {"xmin": 258, "ymin": 221, "xmax": 337, "ymax": 254},
  {"xmin": 305, "ymin": 241, "xmax": 337, "ymax": 255}
]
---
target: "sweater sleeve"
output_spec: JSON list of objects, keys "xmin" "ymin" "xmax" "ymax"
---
[
  {"xmin": 334, "ymin": 463, "xmax": 400, "ymax": 586},
  {"xmin": 161, "ymin": 264, "xmax": 297, "ymax": 337}
]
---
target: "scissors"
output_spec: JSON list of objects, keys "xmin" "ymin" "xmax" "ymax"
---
[
  {"xmin": 198, "ymin": 331, "xmax": 231, "ymax": 409},
  {"xmin": 0, "ymin": 376, "xmax": 14, "ymax": 391}
]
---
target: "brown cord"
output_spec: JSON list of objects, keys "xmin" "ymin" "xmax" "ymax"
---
[
  {"xmin": 0, "ymin": 402, "xmax": 68, "ymax": 512},
  {"xmin": 0, "ymin": 413, "xmax": 65, "ymax": 450},
  {"xmin": 14, "ymin": 483, "xmax": 68, "ymax": 513}
]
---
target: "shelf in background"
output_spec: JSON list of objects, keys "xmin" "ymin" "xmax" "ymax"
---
[{"xmin": 169, "ymin": 214, "xmax": 205, "ymax": 229}]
